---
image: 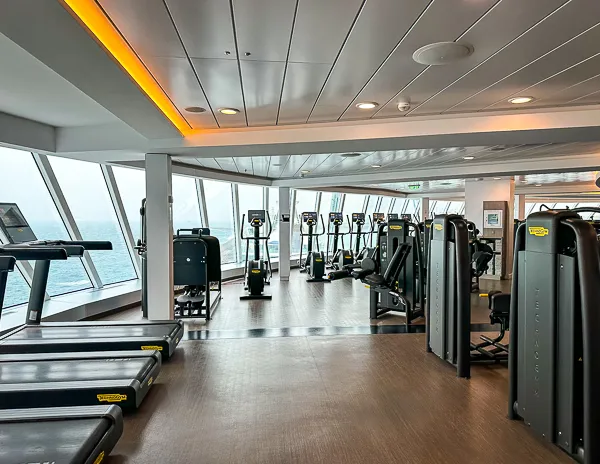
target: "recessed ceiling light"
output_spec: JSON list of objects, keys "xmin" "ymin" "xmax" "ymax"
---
[
  {"xmin": 371, "ymin": 164, "xmax": 382, "ymax": 168},
  {"xmin": 463, "ymin": 156, "xmax": 474, "ymax": 160},
  {"xmin": 218, "ymin": 107, "xmax": 240, "ymax": 115},
  {"xmin": 493, "ymin": 177, "xmax": 502, "ymax": 180},
  {"xmin": 301, "ymin": 170, "xmax": 311, "ymax": 174},
  {"xmin": 356, "ymin": 102, "xmax": 379, "ymax": 110},
  {"xmin": 509, "ymin": 96, "xmax": 534, "ymax": 104},
  {"xmin": 340, "ymin": 152, "xmax": 362, "ymax": 158},
  {"xmin": 184, "ymin": 106, "xmax": 206, "ymax": 113},
  {"xmin": 413, "ymin": 42, "xmax": 474, "ymax": 65}
]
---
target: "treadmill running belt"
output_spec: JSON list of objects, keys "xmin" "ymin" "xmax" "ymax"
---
[
  {"xmin": 0, "ymin": 418, "xmax": 111, "ymax": 464},
  {"xmin": 5, "ymin": 325, "xmax": 177, "ymax": 340}
]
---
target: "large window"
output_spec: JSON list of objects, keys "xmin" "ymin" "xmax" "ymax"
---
[
  {"xmin": 204, "ymin": 180, "xmax": 237, "ymax": 264},
  {"xmin": 238, "ymin": 184, "xmax": 265, "ymax": 263},
  {"xmin": 447, "ymin": 201, "xmax": 464, "ymax": 215},
  {"xmin": 342, "ymin": 194, "xmax": 366, "ymax": 217},
  {"xmin": 292, "ymin": 190, "xmax": 318, "ymax": 255},
  {"xmin": 0, "ymin": 149, "xmax": 92, "ymax": 297},
  {"xmin": 379, "ymin": 197, "xmax": 393, "ymax": 215},
  {"xmin": 50, "ymin": 157, "xmax": 137, "ymax": 285},
  {"xmin": 365, "ymin": 196, "xmax": 380, "ymax": 225},
  {"xmin": 172, "ymin": 175, "xmax": 202, "ymax": 232},
  {"xmin": 391, "ymin": 198, "xmax": 408, "ymax": 215},
  {"xmin": 267, "ymin": 188, "xmax": 279, "ymax": 259},
  {"xmin": 3, "ymin": 270, "xmax": 30, "ymax": 308},
  {"xmin": 431, "ymin": 201, "xmax": 450, "ymax": 217},
  {"xmin": 404, "ymin": 199, "xmax": 422, "ymax": 222},
  {"xmin": 112, "ymin": 166, "xmax": 145, "ymax": 240}
]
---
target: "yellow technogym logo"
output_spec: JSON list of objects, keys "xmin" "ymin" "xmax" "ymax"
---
[
  {"xmin": 426, "ymin": 224, "xmax": 431, "ymax": 228},
  {"xmin": 528, "ymin": 226, "xmax": 549, "ymax": 237},
  {"xmin": 148, "ymin": 377, "xmax": 154, "ymax": 387},
  {"xmin": 93, "ymin": 451, "xmax": 105, "ymax": 464},
  {"xmin": 315, "ymin": 258, "xmax": 323, "ymax": 262},
  {"xmin": 434, "ymin": 224, "xmax": 443, "ymax": 231},
  {"xmin": 97, "ymin": 394, "xmax": 127, "ymax": 403},
  {"xmin": 389, "ymin": 225, "xmax": 402, "ymax": 230},
  {"xmin": 251, "ymin": 269, "xmax": 261, "ymax": 274},
  {"xmin": 141, "ymin": 345, "xmax": 163, "ymax": 351}
]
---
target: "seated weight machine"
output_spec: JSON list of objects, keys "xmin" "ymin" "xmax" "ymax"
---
[{"xmin": 240, "ymin": 210, "xmax": 273, "ymax": 300}]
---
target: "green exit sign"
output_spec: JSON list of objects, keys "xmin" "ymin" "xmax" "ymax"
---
[{"xmin": 408, "ymin": 184, "xmax": 420, "ymax": 190}]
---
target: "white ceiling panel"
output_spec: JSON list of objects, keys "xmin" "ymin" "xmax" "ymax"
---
[
  {"xmin": 294, "ymin": 154, "xmax": 334, "ymax": 175},
  {"xmin": 97, "ymin": 0, "xmax": 185, "ymax": 58},
  {"xmin": 232, "ymin": 0, "xmax": 297, "ymax": 62},
  {"xmin": 194, "ymin": 158, "xmax": 222, "ymax": 170},
  {"xmin": 452, "ymin": 23, "xmax": 600, "ymax": 113},
  {"xmin": 277, "ymin": 62, "xmax": 331, "ymax": 124},
  {"xmin": 288, "ymin": 0, "xmax": 363, "ymax": 64},
  {"xmin": 280, "ymin": 154, "xmax": 311, "ymax": 177},
  {"xmin": 411, "ymin": 0, "xmax": 600, "ymax": 115},
  {"xmin": 164, "ymin": 0, "xmax": 237, "ymax": 60},
  {"xmin": 147, "ymin": 57, "xmax": 217, "ymax": 128},
  {"xmin": 240, "ymin": 60, "xmax": 286, "ymax": 126},
  {"xmin": 373, "ymin": 0, "xmax": 567, "ymax": 118},
  {"xmin": 529, "ymin": 73, "xmax": 600, "ymax": 107},
  {"xmin": 191, "ymin": 58, "xmax": 246, "ymax": 127},
  {"xmin": 340, "ymin": 0, "xmax": 497, "ymax": 121},
  {"xmin": 251, "ymin": 156, "xmax": 270, "ymax": 177},
  {"xmin": 214, "ymin": 157, "xmax": 239, "ymax": 172},
  {"xmin": 266, "ymin": 155, "xmax": 291, "ymax": 178},
  {"xmin": 307, "ymin": 0, "xmax": 431, "ymax": 123},
  {"xmin": 234, "ymin": 157, "xmax": 254, "ymax": 175},
  {"xmin": 571, "ymin": 90, "xmax": 600, "ymax": 104}
]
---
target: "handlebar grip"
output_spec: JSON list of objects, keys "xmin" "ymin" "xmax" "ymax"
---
[
  {"xmin": 69, "ymin": 241, "xmax": 113, "ymax": 251},
  {"xmin": 0, "ymin": 256, "xmax": 16, "ymax": 271},
  {"xmin": 0, "ymin": 247, "xmax": 69, "ymax": 261},
  {"xmin": 328, "ymin": 269, "xmax": 351, "ymax": 281}
]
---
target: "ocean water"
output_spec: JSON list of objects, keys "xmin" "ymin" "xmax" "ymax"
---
[{"xmin": 1, "ymin": 221, "xmax": 247, "ymax": 309}]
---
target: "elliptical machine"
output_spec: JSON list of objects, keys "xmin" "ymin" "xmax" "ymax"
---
[
  {"xmin": 240, "ymin": 210, "xmax": 273, "ymax": 300},
  {"xmin": 299, "ymin": 212, "xmax": 329, "ymax": 282},
  {"xmin": 326, "ymin": 212, "xmax": 352, "ymax": 270}
]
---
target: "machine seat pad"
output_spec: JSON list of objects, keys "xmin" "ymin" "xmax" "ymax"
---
[{"xmin": 364, "ymin": 273, "xmax": 386, "ymax": 287}]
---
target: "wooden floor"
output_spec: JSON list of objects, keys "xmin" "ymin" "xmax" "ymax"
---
[{"xmin": 102, "ymin": 273, "xmax": 568, "ymax": 464}]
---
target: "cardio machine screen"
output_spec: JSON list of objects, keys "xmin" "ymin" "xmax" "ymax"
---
[
  {"xmin": 329, "ymin": 212, "xmax": 343, "ymax": 222},
  {"xmin": 248, "ymin": 210, "xmax": 266, "ymax": 222},
  {"xmin": 373, "ymin": 212, "xmax": 385, "ymax": 223},
  {"xmin": 0, "ymin": 202, "xmax": 38, "ymax": 244},
  {"xmin": 388, "ymin": 213, "xmax": 398, "ymax": 220},
  {"xmin": 302, "ymin": 212, "xmax": 318, "ymax": 222},
  {"xmin": 401, "ymin": 214, "xmax": 412, "ymax": 222},
  {"xmin": 352, "ymin": 213, "xmax": 365, "ymax": 223}
]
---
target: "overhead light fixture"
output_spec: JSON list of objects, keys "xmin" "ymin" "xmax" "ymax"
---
[
  {"xmin": 509, "ymin": 96, "xmax": 534, "ymax": 104},
  {"xmin": 218, "ymin": 108, "xmax": 240, "ymax": 115},
  {"xmin": 356, "ymin": 102, "xmax": 379, "ymax": 110},
  {"xmin": 301, "ymin": 170, "xmax": 311, "ymax": 174},
  {"xmin": 463, "ymin": 156, "xmax": 474, "ymax": 160},
  {"xmin": 185, "ymin": 106, "xmax": 206, "ymax": 113},
  {"xmin": 371, "ymin": 164, "xmax": 382, "ymax": 168},
  {"xmin": 61, "ymin": 0, "xmax": 193, "ymax": 136},
  {"xmin": 413, "ymin": 42, "xmax": 474, "ymax": 65}
]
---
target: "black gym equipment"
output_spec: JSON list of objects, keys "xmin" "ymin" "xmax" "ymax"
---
[
  {"xmin": 325, "ymin": 212, "xmax": 352, "ymax": 270},
  {"xmin": 173, "ymin": 228, "xmax": 222, "ymax": 319},
  {"xmin": 299, "ymin": 212, "xmax": 329, "ymax": 283},
  {"xmin": 468, "ymin": 226, "xmax": 495, "ymax": 293},
  {"xmin": 426, "ymin": 215, "xmax": 509, "ymax": 378},
  {"xmin": 348, "ymin": 212, "xmax": 370, "ymax": 263},
  {"xmin": 0, "ymin": 405, "xmax": 123, "ymax": 464},
  {"xmin": 509, "ymin": 209, "xmax": 600, "ymax": 464},
  {"xmin": 240, "ymin": 210, "xmax": 273, "ymax": 299},
  {"xmin": 0, "ymin": 202, "xmax": 183, "ymax": 359}
]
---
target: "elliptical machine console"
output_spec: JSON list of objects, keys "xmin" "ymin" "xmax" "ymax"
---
[
  {"xmin": 299, "ymin": 212, "xmax": 329, "ymax": 283},
  {"xmin": 240, "ymin": 209, "xmax": 273, "ymax": 300}
]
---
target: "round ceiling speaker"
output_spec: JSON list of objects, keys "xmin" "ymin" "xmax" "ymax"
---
[{"xmin": 412, "ymin": 42, "xmax": 474, "ymax": 65}]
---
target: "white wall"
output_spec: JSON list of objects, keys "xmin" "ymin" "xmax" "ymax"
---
[{"xmin": 465, "ymin": 179, "xmax": 514, "ymax": 231}]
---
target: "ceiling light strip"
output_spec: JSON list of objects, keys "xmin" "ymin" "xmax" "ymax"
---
[{"xmin": 61, "ymin": 0, "xmax": 193, "ymax": 136}]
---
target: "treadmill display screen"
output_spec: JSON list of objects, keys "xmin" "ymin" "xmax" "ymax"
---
[{"xmin": 0, "ymin": 203, "xmax": 28, "ymax": 228}]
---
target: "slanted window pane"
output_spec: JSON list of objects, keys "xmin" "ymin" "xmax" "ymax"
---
[
  {"xmin": 238, "ymin": 184, "xmax": 265, "ymax": 263},
  {"xmin": 112, "ymin": 166, "xmax": 145, "ymax": 240},
  {"xmin": 2, "ymin": 269, "xmax": 30, "ymax": 308},
  {"xmin": 391, "ymin": 199, "xmax": 408, "ymax": 215},
  {"xmin": 404, "ymin": 199, "xmax": 421, "ymax": 222},
  {"xmin": 379, "ymin": 197, "xmax": 393, "ymax": 214},
  {"xmin": 172, "ymin": 175, "xmax": 202, "ymax": 232},
  {"xmin": 342, "ymin": 194, "xmax": 365, "ymax": 216},
  {"xmin": 267, "ymin": 188, "xmax": 279, "ymax": 259},
  {"xmin": 431, "ymin": 201, "xmax": 450, "ymax": 216},
  {"xmin": 49, "ymin": 157, "xmax": 136, "ymax": 285},
  {"xmin": 204, "ymin": 180, "xmax": 236, "ymax": 264},
  {"xmin": 0, "ymin": 149, "xmax": 92, "ymax": 296},
  {"xmin": 447, "ymin": 201, "xmax": 464, "ymax": 215},
  {"xmin": 292, "ymin": 190, "xmax": 318, "ymax": 255}
]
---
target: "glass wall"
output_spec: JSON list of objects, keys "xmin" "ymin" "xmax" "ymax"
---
[
  {"xmin": 342, "ymin": 194, "xmax": 366, "ymax": 217},
  {"xmin": 0, "ymin": 149, "xmax": 92, "ymax": 297},
  {"xmin": 267, "ymin": 188, "xmax": 279, "ymax": 258},
  {"xmin": 391, "ymin": 198, "xmax": 408, "ymax": 215},
  {"xmin": 379, "ymin": 196, "xmax": 393, "ymax": 215},
  {"xmin": 237, "ymin": 184, "xmax": 265, "ymax": 263},
  {"xmin": 431, "ymin": 201, "xmax": 450, "ymax": 217},
  {"xmin": 404, "ymin": 199, "xmax": 421, "ymax": 222},
  {"xmin": 172, "ymin": 175, "xmax": 203, "ymax": 232},
  {"xmin": 3, "ymin": 269, "xmax": 30, "ymax": 308},
  {"xmin": 447, "ymin": 201, "xmax": 465, "ymax": 215},
  {"xmin": 112, "ymin": 166, "xmax": 145, "ymax": 240},
  {"xmin": 292, "ymin": 190, "xmax": 318, "ymax": 256},
  {"xmin": 204, "ymin": 180, "xmax": 237, "ymax": 264},
  {"xmin": 365, "ymin": 196, "xmax": 380, "ymax": 224},
  {"xmin": 49, "ymin": 157, "xmax": 137, "ymax": 285}
]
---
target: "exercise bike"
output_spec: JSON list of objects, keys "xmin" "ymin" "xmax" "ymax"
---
[
  {"xmin": 240, "ymin": 209, "xmax": 273, "ymax": 300},
  {"xmin": 326, "ymin": 212, "xmax": 352, "ymax": 270},
  {"xmin": 299, "ymin": 212, "xmax": 329, "ymax": 283}
]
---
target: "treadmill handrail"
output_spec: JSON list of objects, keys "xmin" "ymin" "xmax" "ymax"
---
[
  {"xmin": 0, "ymin": 246, "xmax": 69, "ymax": 261},
  {"xmin": 26, "ymin": 240, "xmax": 113, "ymax": 251}
]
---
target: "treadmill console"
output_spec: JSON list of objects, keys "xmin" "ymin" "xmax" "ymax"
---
[
  {"xmin": 401, "ymin": 214, "xmax": 412, "ymax": 222},
  {"xmin": 373, "ymin": 212, "xmax": 386, "ymax": 224},
  {"xmin": 302, "ymin": 212, "xmax": 318, "ymax": 224},
  {"xmin": 388, "ymin": 213, "xmax": 399, "ymax": 220},
  {"xmin": 329, "ymin": 212, "xmax": 343, "ymax": 224},
  {"xmin": 352, "ymin": 213, "xmax": 365, "ymax": 224},
  {"xmin": 0, "ymin": 202, "xmax": 38, "ymax": 244}
]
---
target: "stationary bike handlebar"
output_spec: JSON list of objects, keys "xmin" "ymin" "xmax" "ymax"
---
[
  {"xmin": 240, "ymin": 212, "xmax": 273, "ymax": 240},
  {"xmin": 299, "ymin": 214, "xmax": 326, "ymax": 237}
]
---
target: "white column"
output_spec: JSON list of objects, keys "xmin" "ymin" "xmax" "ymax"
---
[
  {"xmin": 421, "ymin": 197, "xmax": 430, "ymax": 220},
  {"xmin": 515, "ymin": 194, "xmax": 526, "ymax": 220},
  {"xmin": 278, "ymin": 187, "xmax": 291, "ymax": 281},
  {"xmin": 145, "ymin": 154, "xmax": 174, "ymax": 320}
]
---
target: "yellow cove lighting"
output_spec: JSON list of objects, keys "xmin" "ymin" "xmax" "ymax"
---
[{"xmin": 61, "ymin": 0, "xmax": 193, "ymax": 136}]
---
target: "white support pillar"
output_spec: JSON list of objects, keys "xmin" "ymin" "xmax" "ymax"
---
[
  {"xmin": 421, "ymin": 197, "xmax": 430, "ymax": 221},
  {"xmin": 145, "ymin": 154, "xmax": 174, "ymax": 320},
  {"xmin": 515, "ymin": 194, "xmax": 526, "ymax": 220},
  {"xmin": 278, "ymin": 187, "xmax": 291, "ymax": 281}
]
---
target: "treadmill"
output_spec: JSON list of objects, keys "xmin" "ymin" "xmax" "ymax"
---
[
  {"xmin": 0, "ymin": 249, "xmax": 161, "ymax": 411},
  {"xmin": 0, "ymin": 405, "xmax": 123, "ymax": 464},
  {"xmin": 0, "ymin": 202, "xmax": 183, "ymax": 359}
]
